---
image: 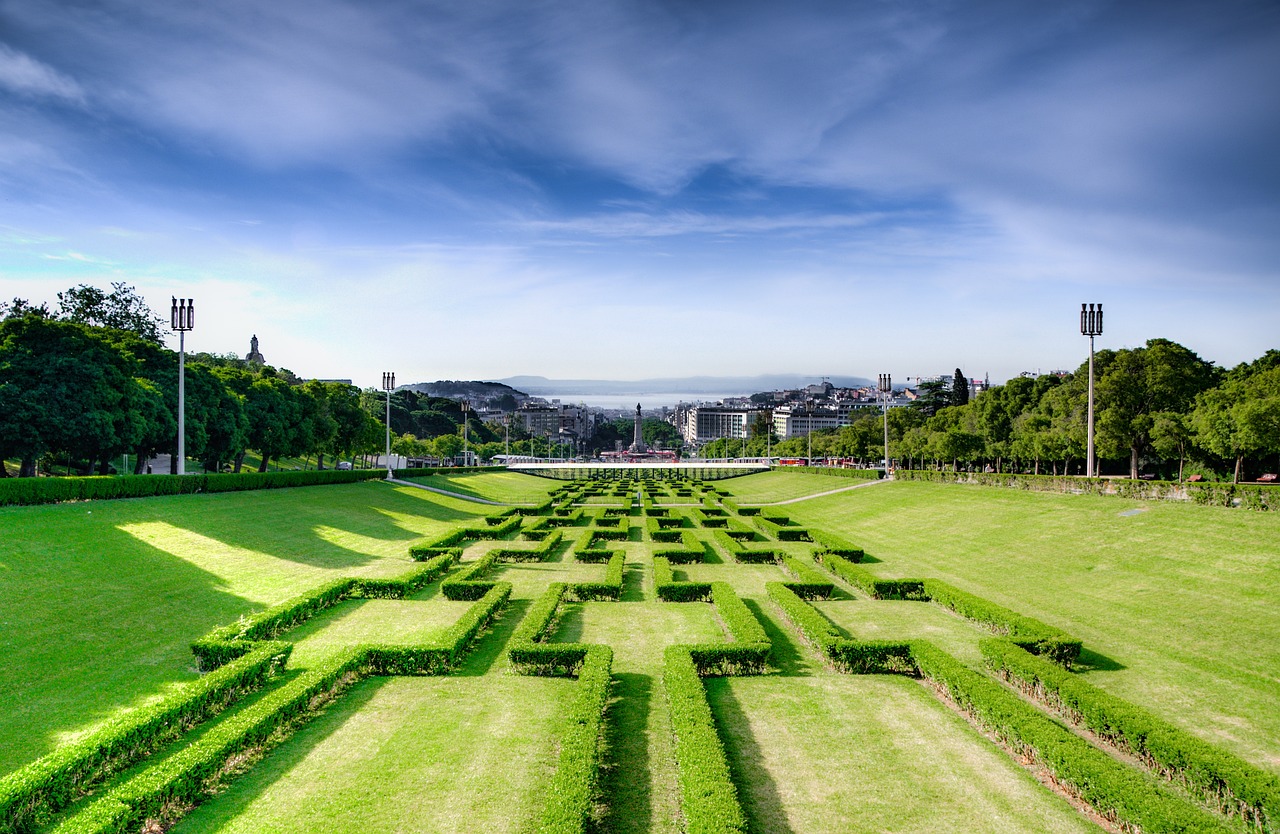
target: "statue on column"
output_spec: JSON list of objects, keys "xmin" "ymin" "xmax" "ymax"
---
[{"xmin": 628, "ymin": 403, "xmax": 649, "ymax": 454}]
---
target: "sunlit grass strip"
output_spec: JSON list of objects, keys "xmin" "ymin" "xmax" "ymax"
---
[
  {"xmin": 193, "ymin": 553, "xmax": 457, "ymax": 669},
  {"xmin": 911, "ymin": 641, "xmax": 1235, "ymax": 834},
  {"xmin": 982, "ymin": 639, "xmax": 1280, "ymax": 831},
  {"xmin": 766, "ymin": 582, "xmax": 913, "ymax": 674},
  {"xmin": 0, "ymin": 643, "xmax": 291, "ymax": 834},
  {"xmin": 49, "ymin": 585, "xmax": 511, "ymax": 834}
]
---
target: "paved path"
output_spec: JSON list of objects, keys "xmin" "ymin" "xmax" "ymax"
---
[
  {"xmin": 752, "ymin": 476, "xmax": 893, "ymax": 506},
  {"xmin": 386, "ymin": 478, "xmax": 537, "ymax": 506}
]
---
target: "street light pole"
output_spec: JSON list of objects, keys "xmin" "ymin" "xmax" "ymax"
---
[
  {"xmin": 503, "ymin": 413, "xmax": 510, "ymax": 458},
  {"xmin": 1081, "ymin": 304, "xmax": 1103, "ymax": 478},
  {"xmin": 461, "ymin": 399, "xmax": 470, "ymax": 466},
  {"xmin": 878, "ymin": 373, "xmax": 891, "ymax": 477},
  {"xmin": 382, "ymin": 372, "xmax": 395, "ymax": 480},
  {"xmin": 171, "ymin": 298, "xmax": 194, "ymax": 475}
]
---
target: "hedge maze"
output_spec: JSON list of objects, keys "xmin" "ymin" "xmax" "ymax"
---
[{"xmin": 3, "ymin": 475, "xmax": 1277, "ymax": 834}]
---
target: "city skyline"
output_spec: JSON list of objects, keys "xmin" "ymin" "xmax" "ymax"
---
[{"xmin": 2, "ymin": 1, "xmax": 1277, "ymax": 386}]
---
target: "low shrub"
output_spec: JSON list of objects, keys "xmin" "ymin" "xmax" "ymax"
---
[
  {"xmin": 539, "ymin": 646, "xmax": 614, "ymax": 834},
  {"xmin": 809, "ymin": 529, "xmax": 865, "ymax": 561},
  {"xmin": 925, "ymin": 580, "xmax": 1081, "ymax": 665},
  {"xmin": 0, "ymin": 469, "xmax": 390, "ymax": 507},
  {"xmin": 766, "ymin": 583, "xmax": 912, "ymax": 674},
  {"xmin": 655, "ymin": 557, "xmax": 711, "ymax": 602},
  {"xmin": 982, "ymin": 640, "xmax": 1280, "ymax": 829},
  {"xmin": 711, "ymin": 530, "xmax": 778, "ymax": 563},
  {"xmin": 780, "ymin": 555, "xmax": 834, "ymax": 599},
  {"xmin": 0, "ymin": 643, "xmax": 290, "ymax": 834},
  {"xmin": 491, "ymin": 530, "xmax": 564, "ymax": 562},
  {"xmin": 567, "ymin": 554, "xmax": 625, "ymax": 602},
  {"xmin": 911, "ymin": 641, "xmax": 1233, "ymax": 834},
  {"xmin": 814, "ymin": 552, "xmax": 926, "ymax": 600},
  {"xmin": 663, "ymin": 647, "xmax": 749, "ymax": 834}
]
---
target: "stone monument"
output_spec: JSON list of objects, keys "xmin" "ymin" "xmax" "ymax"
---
[
  {"xmin": 245, "ymin": 335, "xmax": 265, "ymax": 365},
  {"xmin": 628, "ymin": 403, "xmax": 649, "ymax": 454}
]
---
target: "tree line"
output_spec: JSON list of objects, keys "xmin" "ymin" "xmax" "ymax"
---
[{"xmin": 702, "ymin": 340, "xmax": 1280, "ymax": 483}]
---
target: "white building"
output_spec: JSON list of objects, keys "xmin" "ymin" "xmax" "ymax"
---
[{"xmin": 677, "ymin": 405, "xmax": 762, "ymax": 445}]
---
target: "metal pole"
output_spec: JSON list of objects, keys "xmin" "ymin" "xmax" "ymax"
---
[
  {"xmin": 382, "ymin": 371, "xmax": 394, "ymax": 480},
  {"xmin": 178, "ymin": 329, "xmax": 186, "ymax": 475},
  {"xmin": 879, "ymin": 373, "xmax": 891, "ymax": 477},
  {"xmin": 1087, "ymin": 335, "xmax": 1096, "ymax": 477},
  {"xmin": 1081, "ymin": 304, "xmax": 1103, "ymax": 478}
]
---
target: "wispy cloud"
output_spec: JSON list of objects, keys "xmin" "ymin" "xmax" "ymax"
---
[{"xmin": 0, "ymin": 44, "xmax": 83, "ymax": 102}]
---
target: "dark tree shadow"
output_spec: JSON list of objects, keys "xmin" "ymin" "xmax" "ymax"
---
[
  {"xmin": 742, "ymin": 600, "xmax": 815, "ymax": 677},
  {"xmin": 703, "ymin": 678, "xmax": 799, "ymax": 834},
  {"xmin": 454, "ymin": 599, "xmax": 532, "ymax": 677},
  {"xmin": 1072, "ymin": 647, "xmax": 1127, "ymax": 672},
  {"xmin": 621, "ymin": 562, "xmax": 646, "ymax": 602}
]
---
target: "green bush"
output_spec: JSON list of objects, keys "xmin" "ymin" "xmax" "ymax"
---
[
  {"xmin": 711, "ymin": 530, "xmax": 778, "ymax": 563},
  {"xmin": 663, "ymin": 647, "xmax": 749, "ymax": 834},
  {"xmin": 539, "ymin": 646, "xmax": 614, "ymax": 834},
  {"xmin": 491, "ymin": 529, "xmax": 564, "ymax": 562},
  {"xmin": 0, "ymin": 469, "xmax": 390, "ymax": 507},
  {"xmin": 655, "ymin": 557, "xmax": 711, "ymax": 602},
  {"xmin": 678, "ymin": 583, "xmax": 772, "ymax": 676},
  {"xmin": 441, "ymin": 553, "xmax": 500, "ymax": 600},
  {"xmin": 925, "ymin": 580, "xmax": 1081, "ymax": 665},
  {"xmin": 911, "ymin": 641, "xmax": 1234, "ymax": 834},
  {"xmin": 780, "ymin": 555, "xmax": 834, "ymax": 599},
  {"xmin": 567, "ymin": 554, "xmax": 625, "ymax": 602},
  {"xmin": 982, "ymin": 640, "xmax": 1280, "ymax": 829},
  {"xmin": 766, "ymin": 582, "xmax": 913, "ymax": 674},
  {"xmin": 0, "ymin": 643, "xmax": 290, "ymax": 834},
  {"xmin": 809, "ymin": 529, "xmax": 865, "ymax": 561},
  {"xmin": 814, "ymin": 552, "xmax": 926, "ymax": 600}
]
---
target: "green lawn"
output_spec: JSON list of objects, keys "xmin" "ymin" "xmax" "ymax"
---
[
  {"xmin": 5, "ymin": 470, "xmax": 1277, "ymax": 833},
  {"xmin": 0, "ymin": 481, "xmax": 484, "ymax": 772},
  {"xmin": 784, "ymin": 479, "xmax": 1280, "ymax": 772},
  {"xmin": 403, "ymin": 470, "xmax": 557, "ymax": 503},
  {"xmin": 718, "ymin": 470, "xmax": 874, "ymax": 504}
]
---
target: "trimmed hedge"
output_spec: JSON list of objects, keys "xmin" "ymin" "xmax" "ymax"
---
[
  {"xmin": 814, "ymin": 552, "xmax": 926, "ymax": 600},
  {"xmin": 982, "ymin": 639, "xmax": 1280, "ymax": 830},
  {"xmin": 911, "ymin": 641, "xmax": 1234, "ymax": 834},
  {"xmin": 711, "ymin": 530, "xmax": 779, "ymax": 563},
  {"xmin": 655, "ymin": 557, "xmax": 711, "ymax": 602},
  {"xmin": 408, "ymin": 515, "xmax": 523, "ymax": 560},
  {"xmin": 539, "ymin": 645, "xmax": 614, "ymax": 834},
  {"xmin": 664, "ymin": 646, "xmax": 749, "ymax": 834},
  {"xmin": 779, "ymin": 555, "xmax": 834, "ymax": 599},
  {"xmin": 193, "ymin": 554, "xmax": 456, "ymax": 669},
  {"xmin": 0, "ymin": 643, "xmax": 290, "ymax": 834},
  {"xmin": 754, "ymin": 513, "xmax": 812, "ymax": 542},
  {"xmin": 895, "ymin": 469, "xmax": 1278, "ymax": 511},
  {"xmin": 0, "ymin": 468, "xmax": 390, "ymax": 507},
  {"xmin": 683, "ymin": 583, "xmax": 771, "ymax": 676},
  {"xmin": 654, "ymin": 531, "xmax": 705, "ymax": 564},
  {"xmin": 567, "ymin": 554, "xmax": 625, "ymax": 602},
  {"xmin": 491, "ymin": 528, "xmax": 564, "ymax": 562},
  {"xmin": 809, "ymin": 529, "xmax": 865, "ymax": 561},
  {"xmin": 766, "ymin": 582, "xmax": 912, "ymax": 674},
  {"xmin": 926, "ymin": 579, "xmax": 1081, "ymax": 665}
]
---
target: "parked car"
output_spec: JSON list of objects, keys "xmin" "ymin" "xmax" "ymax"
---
[{"xmin": 336, "ymin": 461, "xmax": 353, "ymax": 470}]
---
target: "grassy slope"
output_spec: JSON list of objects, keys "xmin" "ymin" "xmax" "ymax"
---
[
  {"xmin": 0, "ymin": 481, "xmax": 486, "ymax": 773},
  {"xmin": 783, "ymin": 478, "xmax": 1280, "ymax": 772},
  {"xmin": 403, "ymin": 470, "xmax": 557, "ymax": 503},
  {"xmin": 718, "ymin": 470, "xmax": 872, "ymax": 503}
]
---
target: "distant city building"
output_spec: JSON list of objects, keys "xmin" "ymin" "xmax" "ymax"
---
[
  {"xmin": 515, "ymin": 402, "xmax": 592, "ymax": 439},
  {"xmin": 676, "ymin": 405, "xmax": 761, "ymax": 444}
]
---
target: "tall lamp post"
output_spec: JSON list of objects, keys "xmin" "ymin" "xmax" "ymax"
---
[
  {"xmin": 171, "ymin": 298, "xmax": 194, "ymax": 475},
  {"xmin": 878, "ymin": 373, "xmax": 891, "ymax": 477},
  {"xmin": 503, "ymin": 413, "xmax": 511, "ymax": 458},
  {"xmin": 382, "ymin": 372, "xmax": 395, "ymax": 480},
  {"xmin": 460, "ymin": 399, "xmax": 470, "ymax": 466},
  {"xmin": 1081, "ymin": 304, "xmax": 1103, "ymax": 478}
]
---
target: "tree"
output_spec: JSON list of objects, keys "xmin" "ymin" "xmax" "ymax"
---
[
  {"xmin": 911, "ymin": 378, "xmax": 951, "ymax": 417},
  {"xmin": 1149, "ymin": 411, "xmax": 1193, "ymax": 482},
  {"xmin": 952, "ymin": 368, "xmax": 969, "ymax": 407},
  {"xmin": 1095, "ymin": 339, "xmax": 1217, "ymax": 478},
  {"xmin": 57, "ymin": 283, "xmax": 166, "ymax": 345},
  {"xmin": 1191, "ymin": 362, "xmax": 1280, "ymax": 483}
]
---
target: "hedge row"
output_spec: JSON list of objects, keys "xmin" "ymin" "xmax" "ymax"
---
[
  {"xmin": 711, "ymin": 530, "xmax": 779, "ymax": 563},
  {"xmin": 663, "ymin": 646, "xmax": 749, "ymax": 834},
  {"xmin": 0, "ymin": 468, "xmax": 388, "ymax": 507},
  {"xmin": 441, "ymin": 553, "xmax": 500, "ymax": 600},
  {"xmin": 507, "ymin": 584, "xmax": 587, "ymax": 676},
  {"xmin": 683, "ymin": 583, "xmax": 771, "ymax": 676},
  {"xmin": 808, "ymin": 529, "xmax": 865, "ymax": 561},
  {"xmin": 538, "ymin": 645, "xmax": 615, "ymax": 834},
  {"xmin": 408, "ymin": 515, "xmax": 523, "ymax": 560},
  {"xmin": 193, "ymin": 554, "xmax": 457, "ymax": 669},
  {"xmin": 766, "ymin": 582, "xmax": 914, "ymax": 674},
  {"xmin": 50, "ymin": 585, "xmax": 512, "ymax": 834},
  {"xmin": 654, "ymin": 531, "xmax": 705, "ymax": 563},
  {"xmin": 982, "ymin": 639, "xmax": 1280, "ymax": 830},
  {"xmin": 779, "ymin": 555, "xmax": 834, "ymax": 599},
  {"xmin": 911, "ymin": 641, "xmax": 1234, "ymax": 834},
  {"xmin": 0, "ymin": 643, "xmax": 290, "ymax": 834},
  {"xmin": 814, "ymin": 552, "xmax": 927, "ymax": 600},
  {"xmin": 894, "ymin": 469, "xmax": 1278, "ymax": 511},
  {"xmin": 926, "ymin": 580, "xmax": 1081, "ymax": 665},
  {"xmin": 566, "ymin": 554, "xmax": 625, "ymax": 602},
  {"xmin": 655, "ymin": 557, "xmax": 711, "ymax": 602},
  {"xmin": 491, "ymin": 529, "xmax": 564, "ymax": 562},
  {"xmin": 753, "ymin": 513, "xmax": 812, "ymax": 542},
  {"xmin": 718, "ymin": 497, "xmax": 761, "ymax": 516}
]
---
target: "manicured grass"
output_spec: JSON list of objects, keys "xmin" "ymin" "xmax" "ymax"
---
[
  {"xmin": 170, "ymin": 673, "xmax": 574, "ymax": 834},
  {"xmin": 0, "ymin": 481, "xmax": 483, "ymax": 773},
  {"xmin": 285, "ymin": 594, "xmax": 476, "ymax": 668},
  {"xmin": 785, "ymin": 479, "xmax": 1280, "ymax": 772},
  {"xmin": 403, "ymin": 470, "xmax": 557, "ymax": 503},
  {"xmin": 812, "ymin": 599, "xmax": 987, "ymax": 666},
  {"xmin": 718, "ymin": 470, "xmax": 873, "ymax": 504},
  {"xmin": 705, "ymin": 674, "xmax": 1098, "ymax": 834}
]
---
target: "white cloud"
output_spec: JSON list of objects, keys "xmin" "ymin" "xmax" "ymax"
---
[{"xmin": 0, "ymin": 44, "xmax": 84, "ymax": 102}]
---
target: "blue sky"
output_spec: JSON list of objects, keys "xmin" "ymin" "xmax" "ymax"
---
[{"xmin": 1, "ymin": 0, "xmax": 1277, "ymax": 387}]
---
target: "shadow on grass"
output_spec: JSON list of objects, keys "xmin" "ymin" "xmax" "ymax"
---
[
  {"xmin": 598, "ymin": 672, "xmax": 654, "ymax": 834},
  {"xmin": 1074, "ymin": 647, "xmax": 1127, "ymax": 673},
  {"xmin": 454, "ymin": 599, "xmax": 532, "ymax": 677},
  {"xmin": 703, "ymin": 679, "xmax": 798, "ymax": 834},
  {"xmin": 627, "ymin": 524, "xmax": 643, "ymax": 542},
  {"xmin": 157, "ymin": 674, "xmax": 388, "ymax": 832},
  {"xmin": 621, "ymin": 562, "xmax": 646, "ymax": 602},
  {"xmin": 701, "ymin": 540, "xmax": 724, "ymax": 565},
  {"xmin": 743, "ymin": 600, "xmax": 815, "ymax": 677}
]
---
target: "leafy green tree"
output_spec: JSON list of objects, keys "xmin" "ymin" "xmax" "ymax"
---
[
  {"xmin": 57, "ymin": 283, "xmax": 166, "ymax": 345},
  {"xmin": 911, "ymin": 378, "xmax": 951, "ymax": 417},
  {"xmin": 1191, "ymin": 360, "xmax": 1280, "ymax": 483},
  {"xmin": 952, "ymin": 368, "xmax": 969, "ymax": 407},
  {"xmin": 1149, "ymin": 411, "xmax": 1193, "ymax": 482}
]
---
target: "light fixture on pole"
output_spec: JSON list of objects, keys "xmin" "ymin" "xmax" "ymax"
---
[
  {"xmin": 171, "ymin": 297, "xmax": 194, "ymax": 476},
  {"xmin": 503, "ymin": 413, "xmax": 511, "ymax": 458},
  {"xmin": 460, "ymin": 399, "xmax": 470, "ymax": 466},
  {"xmin": 1080, "ymin": 304, "xmax": 1103, "ymax": 478},
  {"xmin": 878, "ymin": 373, "xmax": 891, "ymax": 476},
  {"xmin": 382, "ymin": 372, "xmax": 395, "ymax": 480}
]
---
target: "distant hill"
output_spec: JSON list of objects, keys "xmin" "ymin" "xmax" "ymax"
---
[
  {"xmin": 401, "ymin": 380, "xmax": 529, "ymax": 407},
  {"xmin": 497, "ymin": 374, "xmax": 873, "ymax": 396}
]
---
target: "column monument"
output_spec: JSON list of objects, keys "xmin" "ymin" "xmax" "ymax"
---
[{"xmin": 628, "ymin": 403, "xmax": 649, "ymax": 454}]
